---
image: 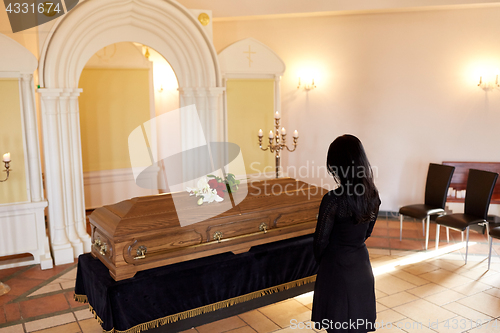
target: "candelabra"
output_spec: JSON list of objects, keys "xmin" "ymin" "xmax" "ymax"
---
[
  {"xmin": 0, "ymin": 152, "xmax": 11, "ymax": 296},
  {"xmin": 0, "ymin": 153, "xmax": 10, "ymax": 182},
  {"xmin": 258, "ymin": 112, "xmax": 299, "ymax": 178}
]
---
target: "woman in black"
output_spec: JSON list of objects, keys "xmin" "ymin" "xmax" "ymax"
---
[{"xmin": 311, "ymin": 134, "xmax": 381, "ymax": 333}]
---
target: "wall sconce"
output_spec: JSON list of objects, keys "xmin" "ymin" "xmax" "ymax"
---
[
  {"xmin": 297, "ymin": 77, "xmax": 316, "ymax": 90},
  {"xmin": 478, "ymin": 74, "xmax": 499, "ymax": 90},
  {"xmin": 1, "ymin": 152, "xmax": 11, "ymax": 182}
]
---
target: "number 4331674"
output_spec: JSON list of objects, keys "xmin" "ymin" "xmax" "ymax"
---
[{"xmin": 6, "ymin": 2, "xmax": 62, "ymax": 15}]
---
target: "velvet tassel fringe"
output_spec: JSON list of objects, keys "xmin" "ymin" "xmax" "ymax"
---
[{"xmin": 75, "ymin": 275, "xmax": 316, "ymax": 333}]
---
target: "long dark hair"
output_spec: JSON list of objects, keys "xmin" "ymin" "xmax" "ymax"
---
[{"xmin": 327, "ymin": 134, "xmax": 378, "ymax": 224}]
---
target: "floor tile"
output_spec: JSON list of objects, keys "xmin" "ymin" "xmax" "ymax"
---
[
  {"xmin": 225, "ymin": 326, "xmax": 257, "ymax": 333},
  {"xmin": 74, "ymin": 309, "xmax": 94, "ymax": 321},
  {"xmin": 402, "ymin": 262, "xmax": 440, "ymax": 276},
  {"xmin": 419, "ymin": 269, "xmax": 474, "ymax": 288},
  {"xmin": 64, "ymin": 291, "xmax": 85, "ymax": 309},
  {"xmin": 0, "ymin": 324, "xmax": 24, "ymax": 333},
  {"xmin": 441, "ymin": 301, "xmax": 492, "ymax": 322},
  {"xmin": 389, "ymin": 239, "xmax": 424, "ymax": 251},
  {"xmin": 3, "ymin": 303, "xmax": 21, "ymax": 322},
  {"xmin": 375, "ymin": 289, "xmax": 388, "ymax": 298},
  {"xmin": 258, "ymin": 299, "xmax": 311, "ymax": 328},
  {"xmin": 483, "ymin": 287, "xmax": 500, "ymax": 298},
  {"xmin": 197, "ymin": 316, "xmax": 247, "ymax": 333},
  {"xmin": 475, "ymin": 272, "xmax": 500, "ymax": 287},
  {"xmin": 272, "ymin": 326, "xmax": 315, "ymax": 333},
  {"xmin": 4, "ymin": 278, "xmax": 45, "ymax": 297},
  {"xmin": 78, "ymin": 318, "xmax": 103, "ymax": 333},
  {"xmin": 424, "ymin": 289, "xmax": 465, "ymax": 306},
  {"xmin": 31, "ymin": 321, "xmax": 81, "ymax": 333},
  {"xmin": 294, "ymin": 292, "xmax": 313, "ymax": 308},
  {"xmin": 19, "ymin": 294, "xmax": 69, "ymax": 319},
  {"xmin": 377, "ymin": 291, "xmax": 419, "ymax": 308},
  {"xmin": 456, "ymin": 292, "xmax": 500, "ymax": 318},
  {"xmin": 0, "ymin": 268, "xmax": 23, "ymax": 281},
  {"xmin": 19, "ymin": 265, "xmax": 71, "ymax": 281},
  {"xmin": 375, "ymin": 274, "xmax": 417, "ymax": 295},
  {"xmin": 238, "ymin": 310, "xmax": 280, "ymax": 333},
  {"xmin": 467, "ymin": 319, "xmax": 500, "ymax": 332},
  {"xmin": 406, "ymin": 283, "xmax": 448, "ymax": 298},
  {"xmin": 376, "ymin": 302, "xmax": 388, "ymax": 313},
  {"xmin": 375, "ymin": 309, "xmax": 406, "ymax": 323},
  {"xmin": 24, "ymin": 313, "xmax": 75, "ymax": 332},
  {"xmin": 433, "ymin": 316, "xmax": 472, "ymax": 333},
  {"xmin": 368, "ymin": 248, "xmax": 391, "ymax": 256},
  {"xmin": 177, "ymin": 329, "xmax": 199, "ymax": 333},
  {"xmin": 393, "ymin": 319, "xmax": 436, "ymax": 333},
  {"xmin": 389, "ymin": 270, "xmax": 430, "ymax": 286},
  {"xmin": 453, "ymin": 281, "xmax": 492, "ymax": 296},
  {"xmin": 393, "ymin": 299, "xmax": 456, "ymax": 324},
  {"xmin": 27, "ymin": 284, "xmax": 62, "ymax": 297}
]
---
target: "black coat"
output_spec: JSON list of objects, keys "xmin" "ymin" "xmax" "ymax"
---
[{"xmin": 311, "ymin": 189, "xmax": 380, "ymax": 333}]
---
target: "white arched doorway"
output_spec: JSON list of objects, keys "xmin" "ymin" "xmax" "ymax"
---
[{"xmin": 38, "ymin": 0, "xmax": 224, "ymax": 265}]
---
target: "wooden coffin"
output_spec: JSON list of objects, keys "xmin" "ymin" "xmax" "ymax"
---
[{"xmin": 89, "ymin": 178, "xmax": 326, "ymax": 281}]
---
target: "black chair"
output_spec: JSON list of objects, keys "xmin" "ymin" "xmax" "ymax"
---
[
  {"xmin": 488, "ymin": 226, "xmax": 500, "ymax": 270},
  {"xmin": 399, "ymin": 163, "xmax": 455, "ymax": 250},
  {"xmin": 435, "ymin": 169, "xmax": 498, "ymax": 264}
]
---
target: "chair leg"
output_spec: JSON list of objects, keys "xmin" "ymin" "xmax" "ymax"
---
[
  {"xmin": 400, "ymin": 214, "xmax": 403, "ymax": 241},
  {"xmin": 422, "ymin": 219, "xmax": 425, "ymax": 237},
  {"xmin": 446, "ymin": 227, "xmax": 450, "ymax": 243},
  {"xmin": 461, "ymin": 231, "xmax": 464, "ymax": 242},
  {"xmin": 486, "ymin": 222, "xmax": 490, "ymax": 243},
  {"xmin": 488, "ymin": 233, "xmax": 493, "ymax": 270},
  {"xmin": 465, "ymin": 226, "xmax": 470, "ymax": 264},
  {"xmin": 436, "ymin": 224, "xmax": 440, "ymax": 250},
  {"xmin": 425, "ymin": 215, "xmax": 430, "ymax": 251}
]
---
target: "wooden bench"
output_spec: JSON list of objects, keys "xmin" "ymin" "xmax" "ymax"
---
[{"xmin": 443, "ymin": 161, "xmax": 500, "ymax": 204}]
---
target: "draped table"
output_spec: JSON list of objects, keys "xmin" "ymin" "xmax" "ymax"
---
[{"xmin": 75, "ymin": 234, "xmax": 318, "ymax": 333}]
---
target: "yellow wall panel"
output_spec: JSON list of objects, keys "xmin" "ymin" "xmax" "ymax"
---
[
  {"xmin": 79, "ymin": 68, "xmax": 151, "ymax": 172},
  {"xmin": 226, "ymin": 79, "xmax": 274, "ymax": 175},
  {"xmin": 0, "ymin": 79, "xmax": 28, "ymax": 204}
]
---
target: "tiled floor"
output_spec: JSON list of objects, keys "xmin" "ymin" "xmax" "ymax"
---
[{"xmin": 2, "ymin": 217, "xmax": 500, "ymax": 332}]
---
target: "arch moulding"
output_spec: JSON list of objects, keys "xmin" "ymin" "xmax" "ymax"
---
[{"xmin": 38, "ymin": 0, "xmax": 225, "ymax": 265}]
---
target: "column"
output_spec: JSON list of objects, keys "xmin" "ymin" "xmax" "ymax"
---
[
  {"xmin": 38, "ymin": 89, "xmax": 74, "ymax": 265},
  {"xmin": 20, "ymin": 74, "xmax": 44, "ymax": 202},
  {"xmin": 69, "ymin": 89, "xmax": 91, "ymax": 252},
  {"xmin": 59, "ymin": 89, "xmax": 83, "ymax": 257}
]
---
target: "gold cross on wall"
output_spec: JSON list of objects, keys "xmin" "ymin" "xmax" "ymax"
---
[{"xmin": 243, "ymin": 45, "xmax": 256, "ymax": 67}]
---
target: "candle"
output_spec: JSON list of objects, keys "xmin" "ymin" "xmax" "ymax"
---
[
  {"xmin": 293, "ymin": 130, "xmax": 299, "ymax": 138},
  {"xmin": 3, "ymin": 152, "xmax": 10, "ymax": 162},
  {"xmin": 281, "ymin": 127, "xmax": 286, "ymax": 135},
  {"xmin": 274, "ymin": 111, "xmax": 280, "ymax": 119},
  {"xmin": 269, "ymin": 130, "xmax": 274, "ymax": 139},
  {"xmin": 258, "ymin": 129, "xmax": 263, "ymax": 137}
]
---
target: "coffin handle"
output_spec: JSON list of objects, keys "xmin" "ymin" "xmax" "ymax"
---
[
  {"xmin": 213, "ymin": 231, "xmax": 223, "ymax": 243},
  {"xmin": 93, "ymin": 237, "xmax": 107, "ymax": 256},
  {"xmin": 134, "ymin": 245, "xmax": 147, "ymax": 260},
  {"xmin": 259, "ymin": 223, "xmax": 268, "ymax": 234}
]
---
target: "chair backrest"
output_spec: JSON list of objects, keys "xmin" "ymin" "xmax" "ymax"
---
[
  {"xmin": 424, "ymin": 163, "xmax": 455, "ymax": 209},
  {"xmin": 464, "ymin": 169, "xmax": 499, "ymax": 219}
]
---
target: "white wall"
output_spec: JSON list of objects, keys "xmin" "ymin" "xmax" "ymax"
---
[{"xmin": 212, "ymin": 6, "xmax": 500, "ymax": 212}]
